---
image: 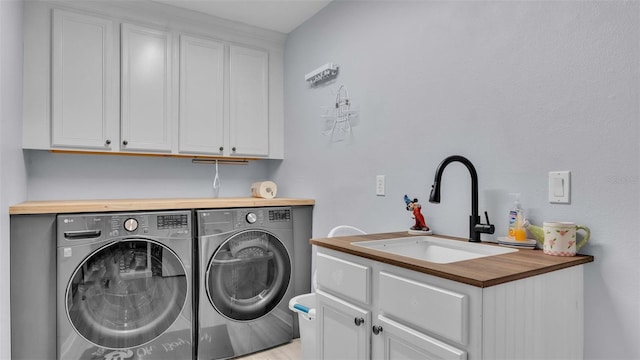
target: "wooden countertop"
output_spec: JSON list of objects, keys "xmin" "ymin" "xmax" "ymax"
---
[
  {"xmin": 10, "ymin": 197, "xmax": 315, "ymax": 215},
  {"xmin": 311, "ymin": 232, "xmax": 594, "ymax": 288}
]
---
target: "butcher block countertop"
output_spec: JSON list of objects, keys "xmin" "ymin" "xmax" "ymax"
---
[
  {"xmin": 9, "ymin": 197, "xmax": 315, "ymax": 215},
  {"xmin": 311, "ymin": 232, "xmax": 594, "ymax": 288}
]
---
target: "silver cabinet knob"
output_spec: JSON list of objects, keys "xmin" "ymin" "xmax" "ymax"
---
[{"xmin": 354, "ymin": 317, "xmax": 364, "ymax": 326}]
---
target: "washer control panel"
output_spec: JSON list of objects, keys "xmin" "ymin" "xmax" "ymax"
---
[
  {"xmin": 196, "ymin": 207, "xmax": 293, "ymax": 233},
  {"xmin": 236, "ymin": 210, "xmax": 264, "ymax": 227},
  {"xmin": 57, "ymin": 211, "xmax": 192, "ymax": 244},
  {"xmin": 235, "ymin": 208, "xmax": 291, "ymax": 229}
]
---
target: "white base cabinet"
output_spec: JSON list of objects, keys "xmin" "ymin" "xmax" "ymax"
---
[
  {"xmin": 317, "ymin": 291, "xmax": 371, "ymax": 360},
  {"xmin": 315, "ymin": 247, "xmax": 584, "ymax": 360},
  {"xmin": 23, "ymin": 0, "xmax": 285, "ymax": 159}
]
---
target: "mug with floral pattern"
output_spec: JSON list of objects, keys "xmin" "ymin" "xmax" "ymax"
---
[{"xmin": 542, "ymin": 221, "xmax": 590, "ymax": 256}]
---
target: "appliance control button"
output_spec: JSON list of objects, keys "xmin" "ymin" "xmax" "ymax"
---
[
  {"xmin": 124, "ymin": 218, "xmax": 139, "ymax": 232},
  {"xmin": 246, "ymin": 213, "xmax": 257, "ymax": 224}
]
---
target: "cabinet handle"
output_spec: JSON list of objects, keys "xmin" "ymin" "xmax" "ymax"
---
[
  {"xmin": 122, "ymin": 140, "xmax": 128, "ymax": 146},
  {"xmin": 232, "ymin": 147, "xmax": 237, "ymax": 152},
  {"xmin": 354, "ymin": 317, "xmax": 364, "ymax": 326},
  {"xmin": 372, "ymin": 325, "xmax": 383, "ymax": 335},
  {"xmin": 219, "ymin": 146, "xmax": 224, "ymax": 152},
  {"xmin": 105, "ymin": 139, "xmax": 111, "ymax": 145}
]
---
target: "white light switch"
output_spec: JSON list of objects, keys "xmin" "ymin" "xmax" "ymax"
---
[
  {"xmin": 552, "ymin": 177, "xmax": 564, "ymax": 197},
  {"xmin": 549, "ymin": 171, "xmax": 570, "ymax": 203}
]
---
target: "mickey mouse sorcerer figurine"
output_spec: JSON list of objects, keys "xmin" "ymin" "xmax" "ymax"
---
[{"xmin": 404, "ymin": 195, "xmax": 432, "ymax": 235}]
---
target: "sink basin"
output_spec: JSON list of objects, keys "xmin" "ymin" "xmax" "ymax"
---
[{"xmin": 353, "ymin": 236, "xmax": 517, "ymax": 264}]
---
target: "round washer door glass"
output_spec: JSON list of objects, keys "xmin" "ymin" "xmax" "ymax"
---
[
  {"xmin": 66, "ymin": 239, "xmax": 188, "ymax": 349},
  {"xmin": 206, "ymin": 230, "xmax": 292, "ymax": 321}
]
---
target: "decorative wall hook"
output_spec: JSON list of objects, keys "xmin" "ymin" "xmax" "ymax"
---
[{"xmin": 321, "ymin": 85, "xmax": 358, "ymax": 142}]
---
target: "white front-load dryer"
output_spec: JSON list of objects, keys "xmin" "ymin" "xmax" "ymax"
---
[
  {"xmin": 196, "ymin": 207, "xmax": 294, "ymax": 359},
  {"xmin": 56, "ymin": 211, "xmax": 193, "ymax": 360}
]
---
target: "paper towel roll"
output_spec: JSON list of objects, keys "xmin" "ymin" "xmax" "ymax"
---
[{"xmin": 251, "ymin": 181, "xmax": 277, "ymax": 199}]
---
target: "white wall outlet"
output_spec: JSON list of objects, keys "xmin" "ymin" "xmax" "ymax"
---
[
  {"xmin": 549, "ymin": 171, "xmax": 570, "ymax": 204},
  {"xmin": 376, "ymin": 175, "xmax": 385, "ymax": 196}
]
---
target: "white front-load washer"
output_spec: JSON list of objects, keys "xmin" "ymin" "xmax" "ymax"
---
[
  {"xmin": 56, "ymin": 211, "xmax": 193, "ymax": 360},
  {"xmin": 196, "ymin": 207, "xmax": 295, "ymax": 359}
]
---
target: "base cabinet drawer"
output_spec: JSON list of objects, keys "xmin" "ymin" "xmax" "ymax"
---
[
  {"xmin": 317, "ymin": 252, "xmax": 371, "ymax": 305},
  {"xmin": 379, "ymin": 271, "xmax": 467, "ymax": 344},
  {"xmin": 375, "ymin": 315, "xmax": 466, "ymax": 360}
]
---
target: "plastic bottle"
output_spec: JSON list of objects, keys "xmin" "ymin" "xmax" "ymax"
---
[
  {"xmin": 508, "ymin": 194, "xmax": 526, "ymax": 241},
  {"xmin": 514, "ymin": 211, "xmax": 527, "ymax": 241}
]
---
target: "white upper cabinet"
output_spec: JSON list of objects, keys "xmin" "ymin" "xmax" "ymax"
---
[
  {"xmin": 229, "ymin": 45, "xmax": 269, "ymax": 157},
  {"xmin": 23, "ymin": 1, "xmax": 285, "ymax": 159},
  {"xmin": 120, "ymin": 23, "xmax": 172, "ymax": 152},
  {"xmin": 51, "ymin": 10, "xmax": 117, "ymax": 150},
  {"xmin": 178, "ymin": 35, "xmax": 225, "ymax": 155}
]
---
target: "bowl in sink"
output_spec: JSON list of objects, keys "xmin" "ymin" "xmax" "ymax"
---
[{"xmin": 352, "ymin": 236, "xmax": 517, "ymax": 264}]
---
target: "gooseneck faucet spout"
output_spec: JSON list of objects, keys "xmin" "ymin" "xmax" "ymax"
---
[{"xmin": 428, "ymin": 155, "xmax": 495, "ymax": 242}]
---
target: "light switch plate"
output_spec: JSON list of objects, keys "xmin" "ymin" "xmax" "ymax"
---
[{"xmin": 549, "ymin": 171, "xmax": 570, "ymax": 204}]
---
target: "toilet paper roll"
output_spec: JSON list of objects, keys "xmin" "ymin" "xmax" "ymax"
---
[{"xmin": 251, "ymin": 181, "xmax": 278, "ymax": 199}]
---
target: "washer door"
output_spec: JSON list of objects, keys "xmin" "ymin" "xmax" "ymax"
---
[
  {"xmin": 206, "ymin": 230, "xmax": 291, "ymax": 321},
  {"xmin": 66, "ymin": 239, "xmax": 188, "ymax": 349}
]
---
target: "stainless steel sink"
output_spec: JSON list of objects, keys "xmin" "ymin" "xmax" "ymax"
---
[{"xmin": 353, "ymin": 236, "xmax": 517, "ymax": 264}]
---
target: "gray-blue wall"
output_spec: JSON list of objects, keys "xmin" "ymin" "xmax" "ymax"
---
[
  {"xmin": 25, "ymin": 151, "xmax": 271, "ymax": 200},
  {"xmin": 4, "ymin": 1, "xmax": 639, "ymax": 359},
  {"xmin": 0, "ymin": 0, "xmax": 25, "ymax": 357},
  {"xmin": 274, "ymin": 1, "xmax": 639, "ymax": 358}
]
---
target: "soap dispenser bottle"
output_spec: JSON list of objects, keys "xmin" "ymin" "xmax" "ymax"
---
[{"xmin": 508, "ymin": 194, "xmax": 525, "ymax": 241}]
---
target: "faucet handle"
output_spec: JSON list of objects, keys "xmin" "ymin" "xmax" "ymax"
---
[{"xmin": 474, "ymin": 211, "xmax": 495, "ymax": 235}]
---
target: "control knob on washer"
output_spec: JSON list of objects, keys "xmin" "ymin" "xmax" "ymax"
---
[
  {"xmin": 124, "ymin": 218, "xmax": 139, "ymax": 232},
  {"xmin": 246, "ymin": 212, "xmax": 257, "ymax": 224}
]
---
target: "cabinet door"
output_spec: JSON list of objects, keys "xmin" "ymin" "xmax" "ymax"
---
[
  {"xmin": 229, "ymin": 45, "xmax": 269, "ymax": 157},
  {"xmin": 178, "ymin": 35, "xmax": 225, "ymax": 155},
  {"xmin": 374, "ymin": 316, "xmax": 466, "ymax": 360},
  {"xmin": 317, "ymin": 291, "xmax": 371, "ymax": 360},
  {"xmin": 51, "ymin": 10, "xmax": 117, "ymax": 150},
  {"xmin": 121, "ymin": 23, "xmax": 172, "ymax": 152}
]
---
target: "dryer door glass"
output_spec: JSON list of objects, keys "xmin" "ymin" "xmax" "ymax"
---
[
  {"xmin": 206, "ymin": 230, "xmax": 292, "ymax": 321},
  {"xmin": 65, "ymin": 239, "xmax": 188, "ymax": 349}
]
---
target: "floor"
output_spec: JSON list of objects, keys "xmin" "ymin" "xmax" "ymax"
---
[{"xmin": 237, "ymin": 338, "xmax": 301, "ymax": 360}]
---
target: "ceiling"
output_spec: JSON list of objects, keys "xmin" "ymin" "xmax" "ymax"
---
[{"xmin": 152, "ymin": 0, "xmax": 333, "ymax": 34}]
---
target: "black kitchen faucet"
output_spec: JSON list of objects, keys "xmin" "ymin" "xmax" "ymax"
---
[{"xmin": 428, "ymin": 155, "xmax": 495, "ymax": 242}]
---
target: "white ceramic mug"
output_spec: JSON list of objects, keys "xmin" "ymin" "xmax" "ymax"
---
[{"xmin": 542, "ymin": 221, "xmax": 590, "ymax": 256}]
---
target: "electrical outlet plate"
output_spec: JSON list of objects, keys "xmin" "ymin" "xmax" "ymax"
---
[{"xmin": 549, "ymin": 171, "xmax": 570, "ymax": 204}]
